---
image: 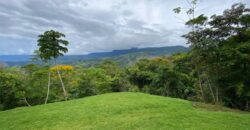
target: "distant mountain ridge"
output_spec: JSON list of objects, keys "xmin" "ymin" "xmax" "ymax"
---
[
  {"xmin": 87, "ymin": 46, "xmax": 188, "ymax": 58},
  {"xmin": 0, "ymin": 46, "xmax": 188, "ymax": 66}
]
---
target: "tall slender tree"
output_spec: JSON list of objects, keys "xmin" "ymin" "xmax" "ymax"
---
[
  {"xmin": 35, "ymin": 30, "xmax": 69, "ymax": 103},
  {"xmin": 173, "ymin": 0, "xmax": 207, "ymax": 101}
]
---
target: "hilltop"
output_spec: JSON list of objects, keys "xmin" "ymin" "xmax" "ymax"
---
[{"xmin": 0, "ymin": 92, "xmax": 249, "ymax": 130}]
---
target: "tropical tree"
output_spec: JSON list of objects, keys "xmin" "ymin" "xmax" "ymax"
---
[
  {"xmin": 98, "ymin": 60, "xmax": 131, "ymax": 92},
  {"xmin": 126, "ymin": 59, "xmax": 156, "ymax": 91},
  {"xmin": 35, "ymin": 30, "xmax": 69, "ymax": 103},
  {"xmin": 179, "ymin": 2, "xmax": 250, "ymax": 109},
  {"xmin": 0, "ymin": 71, "xmax": 23, "ymax": 110},
  {"xmin": 76, "ymin": 68, "xmax": 113, "ymax": 97},
  {"xmin": 21, "ymin": 64, "xmax": 49, "ymax": 105},
  {"xmin": 173, "ymin": 0, "xmax": 208, "ymax": 102}
]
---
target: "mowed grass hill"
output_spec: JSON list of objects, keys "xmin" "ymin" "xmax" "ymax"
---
[{"xmin": 0, "ymin": 92, "xmax": 249, "ymax": 130}]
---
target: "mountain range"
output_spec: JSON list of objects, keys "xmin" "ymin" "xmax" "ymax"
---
[{"xmin": 0, "ymin": 45, "xmax": 188, "ymax": 66}]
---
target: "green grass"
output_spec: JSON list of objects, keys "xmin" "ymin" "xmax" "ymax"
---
[{"xmin": 0, "ymin": 92, "xmax": 249, "ymax": 130}]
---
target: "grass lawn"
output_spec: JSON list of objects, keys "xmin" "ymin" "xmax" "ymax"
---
[{"xmin": 0, "ymin": 92, "xmax": 249, "ymax": 130}]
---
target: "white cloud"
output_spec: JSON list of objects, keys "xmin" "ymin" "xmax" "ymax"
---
[
  {"xmin": 0, "ymin": 0, "xmax": 249, "ymax": 54},
  {"xmin": 17, "ymin": 48, "xmax": 26, "ymax": 54}
]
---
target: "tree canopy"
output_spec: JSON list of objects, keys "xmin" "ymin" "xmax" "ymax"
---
[{"xmin": 36, "ymin": 30, "xmax": 69, "ymax": 62}]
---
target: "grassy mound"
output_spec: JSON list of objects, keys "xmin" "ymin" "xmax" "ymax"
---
[{"xmin": 0, "ymin": 92, "xmax": 249, "ymax": 130}]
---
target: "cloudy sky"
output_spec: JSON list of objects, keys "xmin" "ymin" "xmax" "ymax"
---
[{"xmin": 0, "ymin": 0, "xmax": 249, "ymax": 55}]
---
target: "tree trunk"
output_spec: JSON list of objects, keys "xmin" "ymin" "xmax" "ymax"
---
[
  {"xmin": 24, "ymin": 97, "xmax": 31, "ymax": 107},
  {"xmin": 56, "ymin": 66, "xmax": 67, "ymax": 101},
  {"xmin": 207, "ymin": 77, "xmax": 216, "ymax": 103},
  {"xmin": 198, "ymin": 74, "xmax": 204, "ymax": 102},
  {"xmin": 165, "ymin": 86, "xmax": 169, "ymax": 97},
  {"xmin": 246, "ymin": 101, "xmax": 249, "ymax": 111},
  {"xmin": 215, "ymin": 60, "xmax": 220, "ymax": 104},
  {"xmin": 216, "ymin": 87, "xmax": 219, "ymax": 103},
  {"xmin": 45, "ymin": 72, "xmax": 51, "ymax": 104}
]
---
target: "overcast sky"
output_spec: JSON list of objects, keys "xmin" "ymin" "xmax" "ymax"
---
[{"xmin": 0, "ymin": 0, "xmax": 249, "ymax": 55}]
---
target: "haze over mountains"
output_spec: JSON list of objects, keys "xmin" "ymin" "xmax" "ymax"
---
[{"xmin": 0, "ymin": 46, "xmax": 188, "ymax": 66}]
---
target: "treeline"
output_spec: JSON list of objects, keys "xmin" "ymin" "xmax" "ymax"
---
[
  {"xmin": 182, "ymin": 3, "xmax": 250, "ymax": 110},
  {"xmin": 0, "ymin": 3, "xmax": 249, "ymax": 111},
  {"xmin": 0, "ymin": 56, "xmax": 195, "ymax": 110}
]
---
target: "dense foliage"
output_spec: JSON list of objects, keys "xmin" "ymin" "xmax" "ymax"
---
[
  {"xmin": 183, "ymin": 3, "xmax": 250, "ymax": 110},
  {"xmin": 35, "ymin": 30, "xmax": 69, "ymax": 62}
]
